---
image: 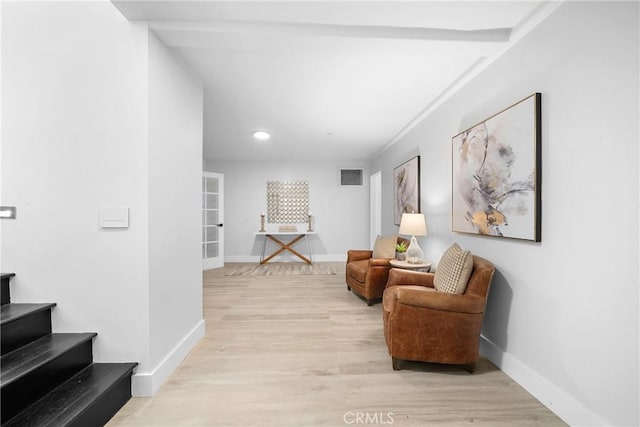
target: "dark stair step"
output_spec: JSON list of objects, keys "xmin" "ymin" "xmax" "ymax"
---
[
  {"xmin": 1, "ymin": 273, "xmax": 16, "ymax": 305},
  {"xmin": 1, "ymin": 303, "xmax": 57, "ymax": 355},
  {"xmin": 0, "ymin": 332, "xmax": 97, "ymax": 423},
  {"xmin": 4, "ymin": 362, "xmax": 138, "ymax": 427}
]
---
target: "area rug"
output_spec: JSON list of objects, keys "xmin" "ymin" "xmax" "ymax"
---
[{"xmin": 225, "ymin": 263, "xmax": 337, "ymax": 276}]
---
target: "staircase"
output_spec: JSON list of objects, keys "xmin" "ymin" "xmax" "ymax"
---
[{"xmin": 1, "ymin": 273, "xmax": 137, "ymax": 426}]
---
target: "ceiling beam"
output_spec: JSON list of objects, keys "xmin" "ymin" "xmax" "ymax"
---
[{"xmin": 150, "ymin": 20, "xmax": 512, "ymax": 43}]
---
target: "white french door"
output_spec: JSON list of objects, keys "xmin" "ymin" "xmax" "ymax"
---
[{"xmin": 202, "ymin": 172, "xmax": 224, "ymax": 270}]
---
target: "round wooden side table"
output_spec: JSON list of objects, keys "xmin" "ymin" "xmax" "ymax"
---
[{"xmin": 389, "ymin": 259, "xmax": 432, "ymax": 273}]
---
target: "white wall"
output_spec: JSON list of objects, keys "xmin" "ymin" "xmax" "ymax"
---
[
  {"xmin": 2, "ymin": 0, "xmax": 150, "ymax": 366},
  {"xmin": 146, "ymin": 32, "xmax": 205, "ymax": 394},
  {"xmin": 371, "ymin": 2, "xmax": 639, "ymax": 426},
  {"xmin": 1, "ymin": 1, "xmax": 204, "ymax": 397},
  {"xmin": 205, "ymin": 159, "xmax": 369, "ymax": 261},
  {"xmin": 0, "ymin": 1, "xmax": 4, "ymax": 269}
]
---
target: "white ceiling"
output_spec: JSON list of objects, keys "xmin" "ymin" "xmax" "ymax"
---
[{"xmin": 111, "ymin": 1, "xmax": 554, "ymax": 162}]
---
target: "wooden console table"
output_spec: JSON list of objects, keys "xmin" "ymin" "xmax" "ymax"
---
[{"xmin": 255, "ymin": 231, "xmax": 317, "ymax": 264}]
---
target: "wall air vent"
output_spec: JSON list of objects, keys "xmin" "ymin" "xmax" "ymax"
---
[{"xmin": 340, "ymin": 169, "xmax": 364, "ymax": 186}]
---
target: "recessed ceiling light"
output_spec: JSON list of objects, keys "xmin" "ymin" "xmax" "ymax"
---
[{"xmin": 253, "ymin": 131, "xmax": 271, "ymax": 141}]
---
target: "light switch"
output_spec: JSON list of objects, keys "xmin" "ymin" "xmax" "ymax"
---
[
  {"xmin": 0, "ymin": 206, "xmax": 17, "ymax": 219},
  {"xmin": 100, "ymin": 207, "xmax": 129, "ymax": 228}
]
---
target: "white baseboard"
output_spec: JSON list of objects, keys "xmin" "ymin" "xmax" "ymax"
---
[
  {"xmin": 480, "ymin": 336, "xmax": 607, "ymax": 426},
  {"xmin": 224, "ymin": 254, "xmax": 346, "ymax": 263},
  {"xmin": 131, "ymin": 319, "xmax": 205, "ymax": 396}
]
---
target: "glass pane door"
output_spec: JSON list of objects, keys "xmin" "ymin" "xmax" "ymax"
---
[{"xmin": 203, "ymin": 172, "xmax": 224, "ymax": 269}]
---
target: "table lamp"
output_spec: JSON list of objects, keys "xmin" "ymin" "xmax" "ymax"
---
[{"xmin": 399, "ymin": 212, "xmax": 427, "ymax": 264}]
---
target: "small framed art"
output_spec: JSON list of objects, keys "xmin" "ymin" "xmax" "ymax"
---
[{"xmin": 393, "ymin": 156, "xmax": 420, "ymax": 225}]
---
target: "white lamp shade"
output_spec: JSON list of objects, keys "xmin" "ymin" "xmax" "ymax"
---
[{"xmin": 399, "ymin": 213, "xmax": 427, "ymax": 236}]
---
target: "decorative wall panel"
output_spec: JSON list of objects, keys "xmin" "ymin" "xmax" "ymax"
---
[{"xmin": 266, "ymin": 181, "xmax": 309, "ymax": 223}]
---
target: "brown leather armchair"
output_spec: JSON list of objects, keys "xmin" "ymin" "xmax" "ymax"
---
[
  {"xmin": 345, "ymin": 237, "xmax": 409, "ymax": 306},
  {"xmin": 382, "ymin": 255, "xmax": 495, "ymax": 372}
]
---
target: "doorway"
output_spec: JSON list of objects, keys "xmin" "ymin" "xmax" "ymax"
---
[
  {"xmin": 370, "ymin": 170, "xmax": 382, "ymax": 248},
  {"xmin": 202, "ymin": 172, "xmax": 224, "ymax": 270}
]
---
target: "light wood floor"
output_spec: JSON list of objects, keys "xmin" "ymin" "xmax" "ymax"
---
[{"xmin": 108, "ymin": 263, "xmax": 566, "ymax": 426}]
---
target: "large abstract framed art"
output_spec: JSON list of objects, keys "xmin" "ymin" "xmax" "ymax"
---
[
  {"xmin": 394, "ymin": 156, "xmax": 420, "ymax": 225},
  {"xmin": 452, "ymin": 93, "xmax": 541, "ymax": 241}
]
